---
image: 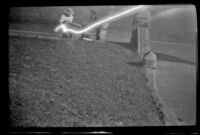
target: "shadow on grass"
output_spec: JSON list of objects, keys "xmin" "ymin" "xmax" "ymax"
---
[
  {"xmin": 155, "ymin": 53, "xmax": 196, "ymax": 66},
  {"xmin": 107, "ymin": 41, "xmax": 144, "ymax": 67},
  {"xmin": 126, "ymin": 61, "xmax": 143, "ymax": 67},
  {"xmin": 108, "ymin": 41, "xmax": 196, "ymax": 66},
  {"xmin": 108, "ymin": 41, "xmax": 134, "ymax": 51}
]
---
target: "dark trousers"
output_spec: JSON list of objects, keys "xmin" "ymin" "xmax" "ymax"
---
[{"xmin": 96, "ymin": 27, "xmax": 101, "ymax": 40}]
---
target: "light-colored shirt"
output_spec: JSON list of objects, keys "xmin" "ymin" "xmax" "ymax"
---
[{"xmin": 59, "ymin": 14, "xmax": 73, "ymax": 23}]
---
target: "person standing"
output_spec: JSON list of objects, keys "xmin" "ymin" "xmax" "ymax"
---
[
  {"xmin": 80, "ymin": 9, "xmax": 99, "ymax": 40},
  {"xmin": 99, "ymin": 6, "xmax": 115, "ymax": 41},
  {"xmin": 130, "ymin": 8, "xmax": 151, "ymax": 62},
  {"xmin": 131, "ymin": 8, "xmax": 157, "ymax": 69},
  {"xmin": 89, "ymin": 9, "xmax": 100, "ymax": 40}
]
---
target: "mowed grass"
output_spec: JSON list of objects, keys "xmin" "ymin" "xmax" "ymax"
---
[{"xmin": 9, "ymin": 36, "xmax": 166, "ymax": 127}]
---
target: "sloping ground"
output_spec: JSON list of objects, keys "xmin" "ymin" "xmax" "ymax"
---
[{"xmin": 9, "ymin": 36, "xmax": 167, "ymax": 127}]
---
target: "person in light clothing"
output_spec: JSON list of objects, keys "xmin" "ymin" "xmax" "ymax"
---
[
  {"xmin": 59, "ymin": 7, "xmax": 74, "ymax": 38},
  {"xmin": 131, "ymin": 8, "xmax": 151, "ymax": 61},
  {"xmin": 130, "ymin": 8, "xmax": 157, "ymax": 69}
]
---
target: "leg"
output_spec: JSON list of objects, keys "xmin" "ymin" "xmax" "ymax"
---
[
  {"xmin": 59, "ymin": 31, "xmax": 63, "ymax": 39},
  {"xmin": 99, "ymin": 30, "xmax": 107, "ymax": 41},
  {"xmin": 68, "ymin": 33, "xmax": 72, "ymax": 38},
  {"xmin": 96, "ymin": 27, "xmax": 101, "ymax": 40}
]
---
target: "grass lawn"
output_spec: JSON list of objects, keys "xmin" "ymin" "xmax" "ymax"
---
[{"xmin": 9, "ymin": 36, "xmax": 167, "ymax": 127}]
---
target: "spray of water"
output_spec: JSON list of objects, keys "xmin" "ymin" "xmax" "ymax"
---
[
  {"xmin": 54, "ymin": 5, "xmax": 147, "ymax": 34},
  {"xmin": 54, "ymin": 5, "xmax": 196, "ymax": 35}
]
